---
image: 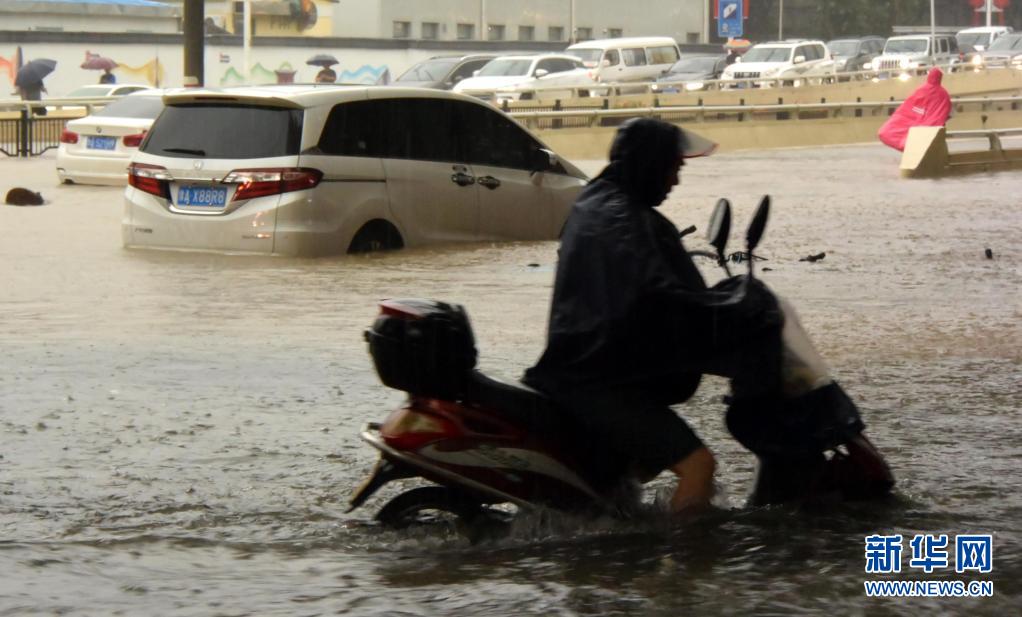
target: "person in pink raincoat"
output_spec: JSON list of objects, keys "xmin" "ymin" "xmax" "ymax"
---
[{"xmin": 878, "ymin": 67, "xmax": 952, "ymax": 151}]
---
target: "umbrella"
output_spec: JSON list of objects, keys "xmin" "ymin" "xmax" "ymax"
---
[
  {"xmin": 724, "ymin": 38, "xmax": 752, "ymax": 51},
  {"xmin": 15, "ymin": 58, "xmax": 56, "ymax": 87},
  {"xmin": 306, "ymin": 54, "xmax": 338, "ymax": 67},
  {"xmin": 81, "ymin": 56, "xmax": 117, "ymax": 71}
]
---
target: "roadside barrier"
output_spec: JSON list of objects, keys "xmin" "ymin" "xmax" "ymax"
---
[{"xmin": 0, "ymin": 98, "xmax": 110, "ymax": 157}]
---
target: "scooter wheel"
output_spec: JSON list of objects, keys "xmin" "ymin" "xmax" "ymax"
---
[{"xmin": 375, "ymin": 486, "xmax": 486, "ymax": 530}]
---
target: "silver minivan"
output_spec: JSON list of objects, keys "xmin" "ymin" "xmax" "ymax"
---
[{"xmin": 123, "ymin": 86, "xmax": 588, "ymax": 256}]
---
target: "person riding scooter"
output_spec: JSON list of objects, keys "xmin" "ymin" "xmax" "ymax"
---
[{"xmin": 523, "ymin": 118, "xmax": 787, "ymax": 515}]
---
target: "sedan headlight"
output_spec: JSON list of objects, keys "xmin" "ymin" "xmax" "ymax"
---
[
  {"xmin": 863, "ymin": 61, "xmax": 873, "ymax": 70},
  {"xmin": 685, "ymin": 81, "xmax": 705, "ymax": 91}
]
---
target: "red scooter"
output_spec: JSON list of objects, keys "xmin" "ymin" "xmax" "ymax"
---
[{"xmin": 348, "ymin": 197, "xmax": 894, "ymax": 528}]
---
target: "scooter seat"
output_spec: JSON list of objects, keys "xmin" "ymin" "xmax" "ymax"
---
[{"xmin": 465, "ymin": 370, "xmax": 569, "ymax": 437}]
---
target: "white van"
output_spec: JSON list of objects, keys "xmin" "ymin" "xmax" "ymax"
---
[
  {"xmin": 956, "ymin": 26, "xmax": 1013, "ymax": 52},
  {"xmin": 566, "ymin": 36, "xmax": 681, "ymax": 83}
]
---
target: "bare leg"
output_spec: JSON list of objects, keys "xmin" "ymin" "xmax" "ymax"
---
[{"xmin": 668, "ymin": 446, "xmax": 716, "ymax": 514}]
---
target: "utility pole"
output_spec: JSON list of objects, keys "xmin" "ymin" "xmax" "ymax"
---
[
  {"xmin": 479, "ymin": 0, "xmax": 486, "ymax": 40},
  {"xmin": 778, "ymin": 0, "xmax": 784, "ymax": 40},
  {"xmin": 987, "ymin": 0, "xmax": 993, "ymax": 27},
  {"xmin": 243, "ymin": 0, "xmax": 252, "ymax": 84},
  {"xmin": 930, "ymin": 0, "xmax": 935, "ymax": 39},
  {"xmin": 570, "ymin": 0, "xmax": 576, "ymax": 44},
  {"xmin": 183, "ymin": 0, "xmax": 204, "ymax": 86}
]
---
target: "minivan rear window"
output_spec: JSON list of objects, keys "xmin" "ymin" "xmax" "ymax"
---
[{"xmin": 141, "ymin": 104, "xmax": 302, "ymax": 159}]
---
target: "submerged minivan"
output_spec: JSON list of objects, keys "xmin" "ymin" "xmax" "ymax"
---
[
  {"xmin": 123, "ymin": 86, "xmax": 588, "ymax": 256},
  {"xmin": 566, "ymin": 36, "xmax": 681, "ymax": 83}
]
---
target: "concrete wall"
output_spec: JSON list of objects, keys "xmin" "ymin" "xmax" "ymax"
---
[
  {"xmin": 0, "ymin": 38, "xmax": 450, "ymax": 96},
  {"xmin": 533, "ymin": 106, "xmax": 1022, "ymax": 162}
]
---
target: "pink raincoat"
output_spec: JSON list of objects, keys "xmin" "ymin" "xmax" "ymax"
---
[{"xmin": 877, "ymin": 68, "xmax": 952, "ymax": 152}]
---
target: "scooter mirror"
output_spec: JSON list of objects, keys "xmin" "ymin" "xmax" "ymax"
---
[
  {"xmin": 707, "ymin": 198, "xmax": 732, "ymax": 263},
  {"xmin": 746, "ymin": 195, "xmax": 770, "ymax": 253}
]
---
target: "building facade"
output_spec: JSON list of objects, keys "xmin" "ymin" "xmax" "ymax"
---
[{"xmin": 328, "ymin": 0, "xmax": 709, "ymax": 44}]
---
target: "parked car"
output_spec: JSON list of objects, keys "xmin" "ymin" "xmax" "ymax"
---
[
  {"xmin": 392, "ymin": 54, "xmax": 497, "ymax": 89},
  {"xmin": 63, "ymin": 84, "xmax": 154, "ymax": 98},
  {"xmin": 123, "ymin": 86, "xmax": 588, "ymax": 256},
  {"xmin": 451, "ymin": 54, "xmax": 589, "ymax": 101},
  {"xmin": 650, "ymin": 55, "xmax": 727, "ymax": 93},
  {"xmin": 56, "ymin": 90, "xmax": 166, "ymax": 185},
  {"xmin": 868, "ymin": 34, "xmax": 960, "ymax": 76},
  {"xmin": 956, "ymin": 26, "xmax": 1013, "ymax": 53},
  {"xmin": 970, "ymin": 32, "xmax": 1022, "ymax": 68},
  {"xmin": 826, "ymin": 36, "xmax": 885, "ymax": 75},
  {"xmin": 565, "ymin": 36, "xmax": 682, "ymax": 83},
  {"xmin": 719, "ymin": 40, "xmax": 836, "ymax": 88}
]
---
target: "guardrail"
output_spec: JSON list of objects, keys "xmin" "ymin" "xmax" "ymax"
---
[
  {"xmin": 499, "ymin": 63, "xmax": 1014, "ymax": 102},
  {"xmin": 0, "ymin": 97, "xmax": 116, "ymax": 157},
  {"xmin": 507, "ymin": 95, "xmax": 1022, "ymax": 131}
]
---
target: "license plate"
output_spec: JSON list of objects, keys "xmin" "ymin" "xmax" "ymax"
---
[
  {"xmin": 177, "ymin": 185, "xmax": 228, "ymax": 208},
  {"xmin": 86, "ymin": 136, "xmax": 116, "ymax": 150}
]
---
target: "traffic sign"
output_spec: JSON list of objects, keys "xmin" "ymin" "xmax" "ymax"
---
[{"xmin": 718, "ymin": 0, "xmax": 743, "ymax": 38}]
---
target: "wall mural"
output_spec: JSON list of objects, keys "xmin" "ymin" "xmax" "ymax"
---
[
  {"xmin": 114, "ymin": 58, "xmax": 165, "ymax": 86},
  {"xmin": 1, "ymin": 47, "xmax": 23, "ymax": 87},
  {"xmin": 218, "ymin": 62, "xmax": 391, "ymax": 86}
]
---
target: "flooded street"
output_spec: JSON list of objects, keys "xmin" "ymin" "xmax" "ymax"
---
[{"xmin": 1, "ymin": 144, "xmax": 1019, "ymax": 615}]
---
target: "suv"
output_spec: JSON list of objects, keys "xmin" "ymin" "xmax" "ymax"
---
[
  {"xmin": 123, "ymin": 86, "xmax": 588, "ymax": 256},
  {"xmin": 451, "ymin": 54, "xmax": 589, "ymax": 101},
  {"xmin": 392, "ymin": 54, "xmax": 497, "ymax": 90},
  {"xmin": 719, "ymin": 40, "xmax": 836, "ymax": 87},
  {"xmin": 826, "ymin": 36, "xmax": 885, "ymax": 75},
  {"xmin": 971, "ymin": 32, "xmax": 1022, "ymax": 68},
  {"xmin": 956, "ymin": 26, "xmax": 1013, "ymax": 53},
  {"xmin": 869, "ymin": 35, "xmax": 960, "ymax": 76}
]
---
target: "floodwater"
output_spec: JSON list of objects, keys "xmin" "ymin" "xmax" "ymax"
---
[{"xmin": 0, "ymin": 144, "xmax": 1019, "ymax": 615}]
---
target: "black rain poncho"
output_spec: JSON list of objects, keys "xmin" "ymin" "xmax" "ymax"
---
[{"xmin": 524, "ymin": 119, "xmax": 781, "ymax": 400}]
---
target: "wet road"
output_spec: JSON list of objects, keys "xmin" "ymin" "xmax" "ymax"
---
[{"xmin": 0, "ymin": 145, "xmax": 1019, "ymax": 615}]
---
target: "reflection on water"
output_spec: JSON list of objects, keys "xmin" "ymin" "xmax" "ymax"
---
[{"xmin": 0, "ymin": 145, "xmax": 1019, "ymax": 614}]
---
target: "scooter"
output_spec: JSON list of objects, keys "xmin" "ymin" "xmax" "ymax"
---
[{"xmin": 347, "ymin": 196, "xmax": 894, "ymax": 528}]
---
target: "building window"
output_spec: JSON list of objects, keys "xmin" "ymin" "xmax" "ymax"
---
[
  {"xmin": 457, "ymin": 23, "xmax": 475, "ymax": 40},
  {"xmin": 576, "ymin": 27, "xmax": 593, "ymax": 42},
  {"xmin": 548, "ymin": 26, "xmax": 564, "ymax": 41},
  {"xmin": 393, "ymin": 21, "xmax": 411, "ymax": 39},
  {"xmin": 518, "ymin": 25, "xmax": 534, "ymax": 41},
  {"xmin": 686, "ymin": 32, "xmax": 700, "ymax": 44},
  {"xmin": 488, "ymin": 24, "xmax": 505, "ymax": 41},
  {"xmin": 607, "ymin": 28, "xmax": 623, "ymax": 38},
  {"xmin": 421, "ymin": 22, "xmax": 439, "ymax": 40}
]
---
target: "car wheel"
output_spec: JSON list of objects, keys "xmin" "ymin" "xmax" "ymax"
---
[{"xmin": 347, "ymin": 219, "xmax": 403, "ymax": 254}]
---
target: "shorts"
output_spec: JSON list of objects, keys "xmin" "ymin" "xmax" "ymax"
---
[{"xmin": 553, "ymin": 384, "xmax": 704, "ymax": 490}]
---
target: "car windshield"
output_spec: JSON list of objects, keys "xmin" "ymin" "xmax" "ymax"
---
[
  {"xmin": 957, "ymin": 33, "xmax": 991, "ymax": 50},
  {"xmin": 396, "ymin": 58, "xmax": 459, "ymax": 82},
  {"xmin": 741, "ymin": 46, "xmax": 793, "ymax": 63},
  {"xmin": 66, "ymin": 85, "xmax": 113, "ymax": 98},
  {"xmin": 668, "ymin": 56, "xmax": 719, "ymax": 73},
  {"xmin": 142, "ymin": 104, "xmax": 302, "ymax": 159},
  {"xmin": 828, "ymin": 41, "xmax": 860, "ymax": 56},
  {"xmin": 477, "ymin": 59, "xmax": 534, "ymax": 77},
  {"xmin": 567, "ymin": 49, "xmax": 603, "ymax": 66},
  {"xmin": 884, "ymin": 39, "xmax": 928, "ymax": 53},
  {"xmin": 987, "ymin": 34, "xmax": 1022, "ymax": 50},
  {"xmin": 94, "ymin": 96, "xmax": 164, "ymax": 119}
]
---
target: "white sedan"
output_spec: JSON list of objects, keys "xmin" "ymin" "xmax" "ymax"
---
[
  {"xmin": 452, "ymin": 54, "xmax": 593, "ymax": 101},
  {"xmin": 56, "ymin": 91, "xmax": 165, "ymax": 186}
]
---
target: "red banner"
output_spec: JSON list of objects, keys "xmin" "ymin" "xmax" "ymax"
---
[{"xmin": 714, "ymin": 0, "xmax": 750, "ymax": 19}]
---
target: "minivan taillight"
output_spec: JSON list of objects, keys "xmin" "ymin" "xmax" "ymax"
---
[
  {"xmin": 60, "ymin": 129, "xmax": 79, "ymax": 144},
  {"xmin": 123, "ymin": 131, "xmax": 147, "ymax": 148},
  {"xmin": 223, "ymin": 167, "xmax": 323, "ymax": 202},
  {"xmin": 128, "ymin": 162, "xmax": 172, "ymax": 199}
]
